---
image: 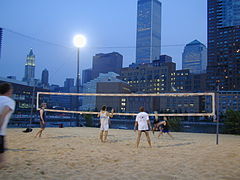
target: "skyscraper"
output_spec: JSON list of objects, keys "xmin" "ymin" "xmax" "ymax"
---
[
  {"xmin": 64, "ymin": 78, "xmax": 75, "ymax": 92},
  {"xmin": 136, "ymin": 0, "xmax": 162, "ymax": 64},
  {"xmin": 23, "ymin": 49, "xmax": 35, "ymax": 83},
  {"xmin": 82, "ymin": 68, "xmax": 93, "ymax": 84},
  {"xmin": 92, "ymin": 52, "xmax": 123, "ymax": 79},
  {"xmin": 0, "ymin": 28, "xmax": 2, "ymax": 58},
  {"xmin": 207, "ymin": 0, "xmax": 240, "ymax": 90},
  {"xmin": 41, "ymin": 68, "xmax": 49, "ymax": 87},
  {"xmin": 182, "ymin": 40, "xmax": 207, "ymax": 74}
]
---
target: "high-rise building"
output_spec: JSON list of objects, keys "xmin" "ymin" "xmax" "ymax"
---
[
  {"xmin": 120, "ymin": 59, "xmax": 176, "ymax": 93},
  {"xmin": 64, "ymin": 78, "xmax": 75, "ymax": 92},
  {"xmin": 82, "ymin": 68, "xmax": 93, "ymax": 84},
  {"xmin": 41, "ymin": 69, "xmax": 49, "ymax": 87},
  {"xmin": 23, "ymin": 49, "xmax": 35, "ymax": 83},
  {"xmin": 0, "ymin": 28, "xmax": 2, "ymax": 58},
  {"xmin": 182, "ymin": 40, "xmax": 207, "ymax": 74},
  {"xmin": 136, "ymin": 0, "xmax": 162, "ymax": 64},
  {"xmin": 92, "ymin": 52, "xmax": 123, "ymax": 79},
  {"xmin": 207, "ymin": 0, "xmax": 240, "ymax": 90}
]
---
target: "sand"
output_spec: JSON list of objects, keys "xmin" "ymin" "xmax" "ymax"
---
[{"xmin": 0, "ymin": 127, "xmax": 239, "ymax": 180}]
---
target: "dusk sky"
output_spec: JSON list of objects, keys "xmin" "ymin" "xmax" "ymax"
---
[{"xmin": 0, "ymin": 0, "xmax": 207, "ymax": 86}]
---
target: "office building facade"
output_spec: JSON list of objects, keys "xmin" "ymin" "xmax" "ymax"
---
[
  {"xmin": 182, "ymin": 40, "xmax": 207, "ymax": 74},
  {"xmin": 120, "ymin": 60, "xmax": 176, "ymax": 93},
  {"xmin": 0, "ymin": 28, "xmax": 2, "ymax": 58},
  {"xmin": 92, "ymin": 52, "xmax": 123, "ymax": 79},
  {"xmin": 22, "ymin": 49, "xmax": 35, "ymax": 83},
  {"xmin": 41, "ymin": 69, "xmax": 49, "ymax": 88},
  {"xmin": 207, "ymin": 0, "xmax": 240, "ymax": 90},
  {"xmin": 82, "ymin": 68, "xmax": 93, "ymax": 84},
  {"xmin": 64, "ymin": 78, "xmax": 75, "ymax": 92},
  {"xmin": 136, "ymin": 0, "xmax": 162, "ymax": 64}
]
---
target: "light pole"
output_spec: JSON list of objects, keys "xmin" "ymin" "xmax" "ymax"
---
[{"xmin": 73, "ymin": 34, "xmax": 86, "ymax": 126}]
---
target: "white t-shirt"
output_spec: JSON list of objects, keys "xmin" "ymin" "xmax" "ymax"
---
[
  {"xmin": 0, "ymin": 96, "xmax": 16, "ymax": 136},
  {"xmin": 100, "ymin": 111, "xmax": 109, "ymax": 130},
  {"xmin": 135, "ymin": 112, "xmax": 149, "ymax": 130}
]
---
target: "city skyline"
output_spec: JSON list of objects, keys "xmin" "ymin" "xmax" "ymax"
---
[{"xmin": 0, "ymin": 0, "xmax": 207, "ymax": 86}]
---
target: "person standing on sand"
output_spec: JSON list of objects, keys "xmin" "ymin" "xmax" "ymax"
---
[
  {"xmin": 134, "ymin": 106, "xmax": 152, "ymax": 148},
  {"xmin": 98, "ymin": 105, "xmax": 114, "ymax": 142},
  {"xmin": 35, "ymin": 103, "xmax": 47, "ymax": 138},
  {"xmin": 0, "ymin": 83, "xmax": 15, "ymax": 168}
]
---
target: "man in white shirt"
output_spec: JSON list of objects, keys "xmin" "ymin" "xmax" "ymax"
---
[
  {"xmin": 134, "ymin": 106, "xmax": 152, "ymax": 148},
  {"xmin": 0, "ymin": 83, "xmax": 15, "ymax": 168}
]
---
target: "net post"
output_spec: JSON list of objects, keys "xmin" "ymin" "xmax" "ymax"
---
[
  {"xmin": 215, "ymin": 89, "xmax": 219, "ymax": 145},
  {"xmin": 36, "ymin": 92, "xmax": 39, "ymax": 110}
]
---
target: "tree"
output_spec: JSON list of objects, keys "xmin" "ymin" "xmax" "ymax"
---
[
  {"xmin": 223, "ymin": 110, "xmax": 240, "ymax": 135},
  {"xmin": 168, "ymin": 117, "xmax": 182, "ymax": 132},
  {"xmin": 84, "ymin": 114, "xmax": 93, "ymax": 127}
]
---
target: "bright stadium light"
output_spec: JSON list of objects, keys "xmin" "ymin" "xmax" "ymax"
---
[{"xmin": 73, "ymin": 34, "xmax": 87, "ymax": 48}]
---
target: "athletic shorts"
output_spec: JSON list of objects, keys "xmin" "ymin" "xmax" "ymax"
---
[
  {"xmin": 162, "ymin": 129, "xmax": 169, "ymax": 133},
  {"xmin": 40, "ymin": 121, "xmax": 46, "ymax": 129},
  {"xmin": 100, "ymin": 123, "xmax": 109, "ymax": 131},
  {"xmin": 0, "ymin": 136, "xmax": 5, "ymax": 153},
  {"xmin": 140, "ymin": 130, "xmax": 149, "ymax": 132}
]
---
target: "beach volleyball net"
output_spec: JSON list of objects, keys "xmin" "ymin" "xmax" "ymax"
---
[{"xmin": 37, "ymin": 92, "xmax": 215, "ymax": 117}]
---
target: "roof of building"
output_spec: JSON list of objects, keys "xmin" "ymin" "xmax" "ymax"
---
[
  {"xmin": 28, "ymin": 48, "xmax": 34, "ymax": 56},
  {"xmin": 0, "ymin": 76, "xmax": 29, "ymax": 86},
  {"xmin": 187, "ymin": 40, "xmax": 206, "ymax": 47}
]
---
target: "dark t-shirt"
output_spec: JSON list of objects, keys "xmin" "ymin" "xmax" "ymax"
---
[
  {"xmin": 40, "ymin": 108, "xmax": 46, "ymax": 122},
  {"xmin": 161, "ymin": 121, "xmax": 169, "ymax": 132}
]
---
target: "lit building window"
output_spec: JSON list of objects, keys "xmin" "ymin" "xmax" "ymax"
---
[{"xmin": 121, "ymin": 98, "xmax": 126, "ymax": 102}]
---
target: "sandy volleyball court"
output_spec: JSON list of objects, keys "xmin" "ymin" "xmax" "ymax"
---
[{"xmin": 0, "ymin": 127, "xmax": 239, "ymax": 180}]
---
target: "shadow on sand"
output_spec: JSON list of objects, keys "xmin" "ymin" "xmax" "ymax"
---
[{"xmin": 156, "ymin": 142, "xmax": 194, "ymax": 148}]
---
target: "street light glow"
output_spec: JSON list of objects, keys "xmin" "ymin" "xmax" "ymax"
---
[{"xmin": 73, "ymin": 34, "xmax": 87, "ymax": 48}]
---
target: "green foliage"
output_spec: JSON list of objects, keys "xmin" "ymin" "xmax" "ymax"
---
[
  {"xmin": 223, "ymin": 110, "xmax": 240, "ymax": 135},
  {"xmin": 84, "ymin": 114, "xmax": 93, "ymax": 127},
  {"xmin": 168, "ymin": 117, "xmax": 182, "ymax": 132}
]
